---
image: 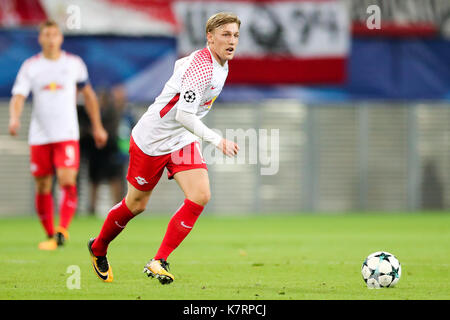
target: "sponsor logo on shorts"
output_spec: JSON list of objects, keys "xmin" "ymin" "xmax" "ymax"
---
[{"xmin": 135, "ymin": 176, "xmax": 149, "ymax": 185}]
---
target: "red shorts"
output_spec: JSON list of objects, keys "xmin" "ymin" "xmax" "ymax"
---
[
  {"xmin": 30, "ymin": 140, "xmax": 80, "ymax": 177},
  {"xmin": 126, "ymin": 137, "xmax": 207, "ymax": 191}
]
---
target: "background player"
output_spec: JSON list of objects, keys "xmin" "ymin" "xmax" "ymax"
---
[
  {"xmin": 9, "ymin": 20, "xmax": 108, "ymax": 250},
  {"xmin": 88, "ymin": 12, "xmax": 240, "ymax": 284}
]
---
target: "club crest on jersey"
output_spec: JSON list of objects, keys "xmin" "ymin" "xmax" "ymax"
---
[{"xmin": 184, "ymin": 90, "xmax": 196, "ymax": 103}]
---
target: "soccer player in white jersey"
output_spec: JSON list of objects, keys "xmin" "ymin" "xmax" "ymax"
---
[
  {"xmin": 88, "ymin": 12, "xmax": 241, "ymax": 284},
  {"xmin": 9, "ymin": 20, "xmax": 108, "ymax": 250}
]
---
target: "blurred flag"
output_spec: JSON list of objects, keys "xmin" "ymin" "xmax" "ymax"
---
[
  {"xmin": 40, "ymin": 0, "xmax": 179, "ymax": 36},
  {"xmin": 0, "ymin": 0, "xmax": 47, "ymax": 27},
  {"xmin": 0, "ymin": 0, "xmax": 179, "ymax": 35}
]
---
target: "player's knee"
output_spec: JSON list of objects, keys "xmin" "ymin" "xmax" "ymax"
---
[
  {"xmin": 58, "ymin": 177, "xmax": 77, "ymax": 188},
  {"xmin": 125, "ymin": 195, "xmax": 149, "ymax": 215},
  {"xmin": 133, "ymin": 203, "xmax": 147, "ymax": 215},
  {"xmin": 36, "ymin": 184, "xmax": 52, "ymax": 194},
  {"xmin": 125, "ymin": 200, "xmax": 146, "ymax": 215},
  {"xmin": 35, "ymin": 176, "xmax": 52, "ymax": 194},
  {"xmin": 189, "ymin": 189, "xmax": 211, "ymax": 207},
  {"xmin": 125, "ymin": 183, "xmax": 152, "ymax": 215},
  {"xmin": 56, "ymin": 169, "xmax": 78, "ymax": 187}
]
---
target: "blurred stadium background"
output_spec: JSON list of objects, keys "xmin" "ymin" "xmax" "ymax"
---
[{"xmin": 0, "ymin": 0, "xmax": 449, "ymax": 217}]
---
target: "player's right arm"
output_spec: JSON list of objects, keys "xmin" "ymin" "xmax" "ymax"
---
[
  {"xmin": 9, "ymin": 59, "xmax": 31, "ymax": 137},
  {"xmin": 8, "ymin": 94, "xmax": 26, "ymax": 136}
]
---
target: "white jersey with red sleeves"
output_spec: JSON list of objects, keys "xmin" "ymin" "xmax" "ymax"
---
[
  {"xmin": 132, "ymin": 46, "xmax": 228, "ymax": 156},
  {"xmin": 11, "ymin": 51, "xmax": 88, "ymax": 145}
]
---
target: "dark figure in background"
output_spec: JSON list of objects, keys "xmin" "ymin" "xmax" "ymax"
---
[
  {"xmin": 421, "ymin": 159, "xmax": 444, "ymax": 210},
  {"xmin": 79, "ymin": 86, "xmax": 130, "ymax": 215}
]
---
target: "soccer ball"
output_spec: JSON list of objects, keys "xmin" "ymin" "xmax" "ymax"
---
[{"xmin": 361, "ymin": 251, "xmax": 401, "ymax": 288}]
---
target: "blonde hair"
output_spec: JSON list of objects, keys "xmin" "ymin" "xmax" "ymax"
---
[
  {"xmin": 205, "ymin": 12, "xmax": 241, "ymax": 35},
  {"xmin": 39, "ymin": 20, "xmax": 60, "ymax": 33}
]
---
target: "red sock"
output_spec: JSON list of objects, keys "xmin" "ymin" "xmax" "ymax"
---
[
  {"xmin": 91, "ymin": 198, "xmax": 135, "ymax": 256},
  {"xmin": 35, "ymin": 193, "xmax": 54, "ymax": 237},
  {"xmin": 154, "ymin": 199, "xmax": 204, "ymax": 261},
  {"xmin": 59, "ymin": 185, "xmax": 78, "ymax": 229}
]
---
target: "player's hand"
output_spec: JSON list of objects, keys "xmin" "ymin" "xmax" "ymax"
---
[
  {"xmin": 217, "ymin": 138, "xmax": 239, "ymax": 157},
  {"xmin": 93, "ymin": 126, "xmax": 108, "ymax": 149},
  {"xmin": 8, "ymin": 118, "xmax": 20, "ymax": 136}
]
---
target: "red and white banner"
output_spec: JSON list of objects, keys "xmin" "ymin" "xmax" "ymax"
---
[
  {"xmin": 0, "ymin": 0, "xmax": 351, "ymax": 85},
  {"xmin": 173, "ymin": 0, "xmax": 350, "ymax": 84}
]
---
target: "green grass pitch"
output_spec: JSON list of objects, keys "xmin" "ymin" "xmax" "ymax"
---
[{"xmin": 0, "ymin": 213, "xmax": 449, "ymax": 300}]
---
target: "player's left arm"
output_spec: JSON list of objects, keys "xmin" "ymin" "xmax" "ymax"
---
[
  {"xmin": 80, "ymin": 83, "xmax": 108, "ymax": 149},
  {"xmin": 176, "ymin": 54, "xmax": 238, "ymax": 156}
]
